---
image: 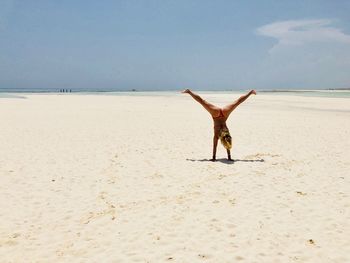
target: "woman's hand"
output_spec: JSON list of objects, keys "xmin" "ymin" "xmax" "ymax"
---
[
  {"xmin": 181, "ymin": 89, "xmax": 191, "ymax": 94},
  {"xmin": 250, "ymin": 90, "xmax": 257, "ymax": 95}
]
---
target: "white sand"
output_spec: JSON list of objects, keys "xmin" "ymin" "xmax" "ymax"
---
[{"xmin": 0, "ymin": 93, "xmax": 349, "ymax": 262}]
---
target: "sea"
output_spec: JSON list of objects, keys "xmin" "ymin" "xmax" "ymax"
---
[{"xmin": 1, "ymin": 88, "xmax": 350, "ymax": 99}]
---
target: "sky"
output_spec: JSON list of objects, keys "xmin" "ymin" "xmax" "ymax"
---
[{"xmin": 0, "ymin": 0, "xmax": 350, "ymax": 91}]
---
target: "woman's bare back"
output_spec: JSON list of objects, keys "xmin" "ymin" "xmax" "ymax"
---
[{"xmin": 212, "ymin": 112, "xmax": 228, "ymax": 137}]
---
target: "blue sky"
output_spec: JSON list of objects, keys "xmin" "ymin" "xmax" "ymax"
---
[{"xmin": 1, "ymin": 0, "xmax": 350, "ymax": 90}]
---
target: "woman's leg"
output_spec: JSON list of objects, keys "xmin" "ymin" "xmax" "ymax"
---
[
  {"xmin": 227, "ymin": 149, "xmax": 232, "ymax": 161},
  {"xmin": 182, "ymin": 89, "xmax": 220, "ymax": 117},
  {"xmin": 222, "ymin": 90, "xmax": 256, "ymax": 118},
  {"xmin": 211, "ymin": 135, "xmax": 219, "ymax": 161}
]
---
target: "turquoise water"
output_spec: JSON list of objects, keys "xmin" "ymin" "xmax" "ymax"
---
[
  {"xmin": 0, "ymin": 93, "xmax": 27, "ymax": 99},
  {"xmin": 259, "ymin": 90, "xmax": 350, "ymax": 98},
  {"xmin": 1, "ymin": 89, "xmax": 350, "ymax": 98}
]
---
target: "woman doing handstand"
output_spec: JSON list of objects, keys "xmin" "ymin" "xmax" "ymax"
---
[{"xmin": 182, "ymin": 89, "xmax": 256, "ymax": 162}]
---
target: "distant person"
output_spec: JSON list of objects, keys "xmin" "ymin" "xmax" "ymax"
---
[{"xmin": 182, "ymin": 89, "xmax": 256, "ymax": 161}]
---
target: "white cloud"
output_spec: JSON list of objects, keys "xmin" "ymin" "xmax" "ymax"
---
[
  {"xmin": 254, "ymin": 19, "xmax": 350, "ymax": 88},
  {"xmin": 256, "ymin": 19, "xmax": 350, "ymax": 51}
]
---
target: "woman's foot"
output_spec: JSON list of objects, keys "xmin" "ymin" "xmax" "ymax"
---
[
  {"xmin": 181, "ymin": 89, "xmax": 191, "ymax": 94},
  {"xmin": 250, "ymin": 90, "xmax": 257, "ymax": 95}
]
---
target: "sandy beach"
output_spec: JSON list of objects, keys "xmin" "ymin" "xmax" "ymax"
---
[{"xmin": 0, "ymin": 92, "xmax": 349, "ymax": 262}]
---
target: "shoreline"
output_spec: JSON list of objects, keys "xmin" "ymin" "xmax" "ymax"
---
[{"xmin": 1, "ymin": 89, "xmax": 350, "ymax": 99}]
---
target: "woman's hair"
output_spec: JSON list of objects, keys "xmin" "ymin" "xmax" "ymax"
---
[{"xmin": 219, "ymin": 129, "xmax": 232, "ymax": 150}]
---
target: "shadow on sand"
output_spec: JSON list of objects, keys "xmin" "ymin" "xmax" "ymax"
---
[{"xmin": 186, "ymin": 158, "xmax": 265, "ymax": 164}]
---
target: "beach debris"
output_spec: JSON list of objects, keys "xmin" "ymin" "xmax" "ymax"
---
[
  {"xmin": 296, "ymin": 191, "xmax": 307, "ymax": 196},
  {"xmin": 308, "ymin": 239, "xmax": 315, "ymax": 245}
]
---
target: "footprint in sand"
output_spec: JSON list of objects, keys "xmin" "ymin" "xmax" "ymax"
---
[
  {"xmin": 80, "ymin": 192, "xmax": 116, "ymax": 224},
  {"xmin": 228, "ymin": 199, "xmax": 236, "ymax": 205},
  {"xmin": 0, "ymin": 233, "xmax": 21, "ymax": 247},
  {"xmin": 80, "ymin": 205, "xmax": 116, "ymax": 224},
  {"xmin": 245, "ymin": 153, "xmax": 281, "ymax": 159},
  {"xmin": 218, "ymin": 174, "xmax": 228, "ymax": 180},
  {"xmin": 101, "ymin": 154, "xmax": 121, "ymax": 184}
]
